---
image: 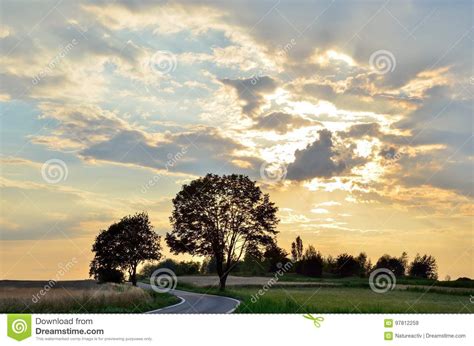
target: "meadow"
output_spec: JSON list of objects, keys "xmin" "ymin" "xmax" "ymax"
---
[
  {"xmin": 0, "ymin": 281, "xmax": 179, "ymax": 313},
  {"xmin": 176, "ymin": 280, "xmax": 473, "ymax": 313}
]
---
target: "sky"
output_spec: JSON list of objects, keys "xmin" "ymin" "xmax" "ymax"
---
[{"xmin": 0, "ymin": 0, "xmax": 473, "ymax": 280}]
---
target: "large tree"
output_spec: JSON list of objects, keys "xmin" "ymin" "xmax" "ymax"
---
[
  {"xmin": 166, "ymin": 173, "xmax": 279, "ymax": 290},
  {"xmin": 90, "ymin": 212, "xmax": 162, "ymax": 286}
]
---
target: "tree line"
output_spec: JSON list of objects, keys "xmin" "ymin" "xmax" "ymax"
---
[
  {"xmin": 89, "ymin": 173, "xmax": 441, "ymax": 290},
  {"xmin": 138, "ymin": 235, "xmax": 438, "ymax": 281}
]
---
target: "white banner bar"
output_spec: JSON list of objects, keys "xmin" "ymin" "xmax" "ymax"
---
[{"xmin": 1, "ymin": 314, "xmax": 472, "ymax": 345}]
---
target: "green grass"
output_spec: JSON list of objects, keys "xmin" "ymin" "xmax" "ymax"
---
[
  {"xmin": 0, "ymin": 284, "xmax": 180, "ymax": 313},
  {"xmin": 177, "ymin": 283, "xmax": 472, "ymax": 313},
  {"xmin": 271, "ymin": 274, "xmax": 474, "ymax": 289}
]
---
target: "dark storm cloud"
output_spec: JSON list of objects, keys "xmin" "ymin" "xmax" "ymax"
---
[
  {"xmin": 287, "ymin": 129, "xmax": 347, "ymax": 181},
  {"xmin": 220, "ymin": 76, "xmax": 278, "ymax": 117}
]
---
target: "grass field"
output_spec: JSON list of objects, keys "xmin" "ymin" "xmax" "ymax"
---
[
  {"xmin": 177, "ymin": 282, "xmax": 473, "ymax": 313},
  {"xmin": 275, "ymin": 274, "xmax": 474, "ymax": 289},
  {"xmin": 0, "ymin": 281, "xmax": 179, "ymax": 313}
]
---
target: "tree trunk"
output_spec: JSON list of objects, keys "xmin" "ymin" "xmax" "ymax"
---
[
  {"xmin": 219, "ymin": 272, "xmax": 228, "ymax": 291},
  {"xmin": 216, "ymin": 255, "xmax": 226, "ymax": 290},
  {"xmin": 131, "ymin": 265, "xmax": 137, "ymax": 286}
]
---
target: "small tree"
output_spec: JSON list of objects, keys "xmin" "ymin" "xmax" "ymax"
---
[
  {"xmin": 166, "ymin": 174, "xmax": 279, "ymax": 290},
  {"xmin": 300, "ymin": 245, "xmax": 323, "ymax": 277},
  {"xmin": 375, "ymin": 254, "xmax": 406, "ymax": 277},
  {"xmin": 356, "ymin": 252, "xmax": 368, "ymax": 277},
  {"xmin": 90, "ymin": 212, "xmax": 162, "ymax": 286},
  {"xmin": 263, "ymin": 241, "xmax": 289, "ymax": 272},
  {"xmin": 291, "ymin": 236, "xmax": 304, "ymax": 262},
  {"xmin": 409, "ymin": 254, "xmax": 438, "ymax": 280},
  {"xmin": 335, "ymin": 253, "xmax": 360, "ymax": 277}
]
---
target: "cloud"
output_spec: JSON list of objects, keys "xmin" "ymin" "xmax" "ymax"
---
[
  {"xmin": 316, "ymin": 201, "xmax": 341, "ymax": 207},
  {"xmin": 79, "ymin": 127, "xmax": 259, "ymax": 177},
  {"xmin": 339, "ymin": 122, "xmax": 382, "ymax": 139},
  {"xmin": 253, "ymin": 112, "xmax": 314, "ymax": 134},
  {"xmin": 287, "ymin": 129, "xmax": 347, "ymax": 181},
  {"xmin": 29, "ymin": 104, "xmax": 133, "ymax": 152},
  {"xmin": 311, "ymin": 208, "xmax": 329, "ymax": 214},
  {"xmin": 221, "ymin": 76, "xmax": 278, "ymax": 117}
]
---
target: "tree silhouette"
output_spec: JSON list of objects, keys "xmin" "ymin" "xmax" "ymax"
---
[
  {"xmin": 300, "ymin": 245, "xmax": 323, "ymax": 277},
  {"xmin": 335, "ymin": 253, "xmax": 360, "ymax": 277},
  {"xmin": 263, "ymin": 241, "xmax": 289, "ymax": 272},
  {"xmin": 409, "ymin": 254, "xmax": 438, "ymax": 280},
  {"xmin": 166, "ymin": 174, "xmax": 279, "ymax": 290},
  {"xmin": 375, "ymin": 253, "xmax": 406, "ymax": 277},
  {"xmin": 291, "ymin": 235, "xmax": 304, "ymax": 262},
  {"xmin": 356, "ymin": 252, "xmax": 369, "ymax": 277},
  {"xmin": 90, "ymin": 212, "xmax": 162, "ymax": 286}
]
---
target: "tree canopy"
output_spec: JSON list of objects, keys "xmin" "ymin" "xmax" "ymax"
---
[
  {"xmin": 90, "ymin": 212, "xmax": 162, "ymax": 285},
  {"xmin": 409, "ymin": 254, "xmax": 438, "ymax": 280},
  {"xmin": 166, "ymin": 173, "xmax": 279, "ymax": 289}
]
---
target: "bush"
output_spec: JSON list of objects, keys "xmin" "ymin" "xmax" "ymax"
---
[
  {"xmin": 140, "ymin": 259, "xmax": 201, "ymax": 277},
  {"xmin": 335, "ymin": 254, "xmax": 360, "ymax": 277},
  {"xmin": 96, "ymin": 268, "xmax": 124, "ymax": 283},
  {"xmin": 374, "ymin": 254, "xmax": 406, "ymax": 277}
]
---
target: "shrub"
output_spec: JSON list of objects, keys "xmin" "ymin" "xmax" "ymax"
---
[
  {"xmin": 374, "ymin": 254, "xmax": 406, "ymax": 277},
  {"xmin": 96, "ymin": 268, "xmax": 124, "ymax": 283},
  {"xmin": 140, "ymin": 259, "xmax": 201, "ymax": 277},
  {"xmin": 335, "ymin": 253, "xmax": 360, "ymax": 277}
]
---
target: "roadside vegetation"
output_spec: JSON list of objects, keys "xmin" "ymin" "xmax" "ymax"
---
[
  {"xmin": 91, "ymin": 174, "xmax": 470, "ymax": 292},
  {"xmin": 138, "ymin": 235, "xmax": 473, "ymax": 290},
  {"xmin": 0, "ymin": 282, "xmax": 178, "ymax": 313},
  {"xmin": 176, "ymin": 283, "xmax": 473, "ymax": 313},
  {"xmin": 85, "ymin": 173, "xmax": 471, "ymax": 314}
]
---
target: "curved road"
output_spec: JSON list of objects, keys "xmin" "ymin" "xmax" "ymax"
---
[{"xmin": 138, "ymin": 283, "xmax": 240, "ymax": 314}]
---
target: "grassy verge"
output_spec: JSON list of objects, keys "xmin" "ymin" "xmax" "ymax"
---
[
  {"xmin": 274, "ymin": 274, "xmax": 474, "ymax": 289},
  {"xmin": 0, "ymin": 283, "xmax": 179, "ymax": 313},
  {"xmin": 176, "ymin": 282, "xmax": 472, "ymax": 313}
]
